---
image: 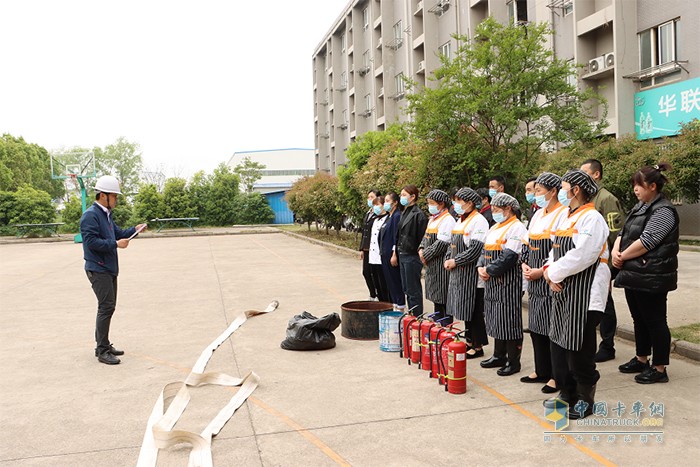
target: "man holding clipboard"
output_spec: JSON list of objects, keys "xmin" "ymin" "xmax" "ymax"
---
[{"xmin": 80, "ymin": 175, "xmax": 147, "ymax": 365}]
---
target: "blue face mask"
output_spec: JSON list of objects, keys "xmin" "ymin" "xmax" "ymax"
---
[
  {"xmin": 367, "ymin": 199, "xmax": 374, "ymax": 208},
  {"xmin": 428, "ymin": 205, "xmax": 439, "ymax": 215},
  {"xmin": 535, "ymin": 194, "xmax": 548, "ymax": 208},
  {"xmin": 373, "ymin": 205, "xmax": 382, "ymax": 216},
  {"xmin": 476, "ymin": 203, "xmax": 482, "ymax": 210},
  {"xmin": 489, "ymin": 188, "xmax": 497, "ymax": 198},
  {"xmin": 383, "ymin": 202, "xmax": 392, "ymax": 212},
  {"xmin": 558, "ymin": 189, "xmax": 571, "ymax": 207},
  {"xmin": 526, "ymin": 193, "xmax": 536, "ymax": 204},
  {"xmin": 454, "ymin": 203, "xmax": 465, "ymax": 215},
  {"xmin": 493, "ymin": 212, "xmax": 505, "ymax": 224},
  {"xmin": 400, "ymin": 196, "xmax": 409, "ymax": 206}
]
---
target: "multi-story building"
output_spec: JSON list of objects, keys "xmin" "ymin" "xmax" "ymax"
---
[{"xmin": 312, "ymin": 0, "xmax": 699, "ymax": 175}]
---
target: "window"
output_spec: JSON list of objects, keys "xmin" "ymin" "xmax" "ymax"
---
[
  {"xmin": 563, "ymin": 1, "xmax": 573, "ymax": 16},
  {"xmin": 342, "ymin": 109, "xmax": 349, "ymax": 124},
  {"xmin": 394, "ymin": 20, "xmax": 402, "ymax": 40},
  {"xmin": 439, "ymin": 41, "xmax": 451, "ymax": 60},
  {"xmin": 340, "ymin": 71, "xmax": 347, "ymax": 89},
  {"xmin": 363, "ymin": 50, "xmax": 370, "ymax": 67},
  {"xmin": 638, "ymin": 19, "xmax": 681, "ymax": 87},
  {"xmin": 507, "ymin": 0, "xmax": 528, "ymax": 25},
  {"xmin": 362, "ymin": 8, "xmax": 369, "ymax": 29},
  {"xmin": 365, "ymin": 93, "xmax": 372, "ymax": 111},
  {"xmin": 395, "ymin": 72, "xmax": 406, "ymax": 97},
  {"xmin": 340, "ymin": 33, "xmax": 346, "ymax": 52}
]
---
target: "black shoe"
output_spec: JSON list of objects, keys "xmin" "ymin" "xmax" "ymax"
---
[
  {"xmin": 466, "ymin": 349, "xmax": 485, "ymax": 359},
  {"xmin": 541, "ymin": 384, "xmax": 558, "ymax": 394},
  {"xmin": 480, "ymin": 355, "xmax": 507, "ymax": 368},
  {"xmin": 568, "ymin": 384, "xmax": 597, "ymax": 420},
  {"xmin": 543, "ymin": 392, "xmax": 573, "ymax": 409},
  {"xmin": 635, "ymin": 367, "xmax": 669, "ymax": 384},
  {"xmin": 497, "ymin": 363, "xmax": 521, "ymax": 376},
  {"xmin": 97, "ymin": 351, "xmax": 121, "ymax": 365},
  {"xmin": 94, "ymin": 344, "xmax": 124, "ymax": 357},
  {"xmin": 595, "ymin": 349, "xmax": 615, "ymax": 362},
  {"xmin": 520, "ymin": 374, "xmax": 548, "ymax": 383},
  {"xmin": 618, "ymin": 357, "xmax": 650, "ymax": 374}
]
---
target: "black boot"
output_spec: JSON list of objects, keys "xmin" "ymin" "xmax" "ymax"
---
[
  {"xmin": 497, "ymin": 339, "xmax": 522, "ymax": 376},
  {"xmin": 543, "ymin": 381, "xmax": 576, "ymax": 409},
  {"xmin": 568, "ymin": 384, "xmax": 596, "ymax": 420},
  {"xmin": 481, "ymin": 339, "xmax": 507, "ymax": 368}
]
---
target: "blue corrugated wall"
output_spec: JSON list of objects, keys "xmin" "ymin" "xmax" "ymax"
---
[{"xmin": 264, "ymin": 191, "xmax": 294, "ymax": 224}]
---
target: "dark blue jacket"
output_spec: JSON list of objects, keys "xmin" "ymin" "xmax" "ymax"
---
[
  {"xmin": 379, "ymin": 210, "xmax": 401, "ymax": 259},
  {"xmin": 80, "ymin": 202, "xmax": 136, "ymax": 276}
]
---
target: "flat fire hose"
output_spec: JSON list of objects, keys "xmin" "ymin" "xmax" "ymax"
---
[{"xmin": 137, "ymin": 300, "xmax": 279, "ymax": 467}]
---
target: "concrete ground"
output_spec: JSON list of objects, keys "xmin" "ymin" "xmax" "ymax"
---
[{"xmin": 1, "ymin": 232, "xmax": 699, "ymax": 466}]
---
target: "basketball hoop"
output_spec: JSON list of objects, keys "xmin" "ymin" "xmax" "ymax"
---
[{"xmin": 66, "ymin": 173, "xmax": 79, "ymax": 191}]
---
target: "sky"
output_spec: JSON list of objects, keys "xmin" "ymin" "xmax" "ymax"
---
[{"xmin": 0, "ymin": 0, "xmax": 348, "ymax": 178}]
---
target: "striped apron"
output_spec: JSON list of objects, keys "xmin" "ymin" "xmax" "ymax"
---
[
  {"xmin": 446, "ymin": 210, "xmax": 480, "ymax": 322},
  {"xmin": 524, "ymin": 206, "xmax": 565, "ymax": 336},
  {"xmin": 549, "ymin": 206, "xmax": 605, "ymax": 351},
  {"xmin": 483, "ymin": 217, "xmax": 523, "ymax": 341},
  {"xmin": 423, "ymin": 210, "xmax": 452, "ymax": 305}
]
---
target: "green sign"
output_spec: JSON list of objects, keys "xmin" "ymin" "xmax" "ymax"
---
[{"xmin": 634, "ymin": 77, "xmax": 700, "ymax": 140}]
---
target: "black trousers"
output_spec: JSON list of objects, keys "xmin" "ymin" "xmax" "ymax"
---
[
  {"xmin": 551, "ymin": 311, "xmax": 603, "ymax": 390},
  {"xmin": 465, "ymin": 288, "xmax": 489, "ymax": 347},
  {"xmin": 493, "ymin": 338, "xmax": 522, "ymax": 361},
  {"xmin": 598, "ymin": 290, "xmax": 617, "ymax": 353},
  {"xmin": 87, "ymin": 270, "xmax": 118, "ymax": 354},
  {"xmin": 381, "ymin": 253, "xmax": 405, "ymax": 307},
  {"xmin": 399, "ymin": 253, "xmax": 424, "ymax": 316},
  {"xmin": 369, "ymin": 263, "xmax": 390, "ymax": 302},
  {"xmin": 625, "ymin": 289, "xmax": 671, "ymax": 366},
  {"xmin": 530, "ymin": 331, "xmax": 552, "ymax": 380},
  {"xmin": 362, "ymin": 250, "xmax": 378, "ymax": 298},
  {"xmin": 432, "ymin": 303, "xmax": 453, "ymax": 325}
]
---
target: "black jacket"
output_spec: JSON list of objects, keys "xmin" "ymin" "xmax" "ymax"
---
[
  {"xmin": 379, "ymin": 209, "xmax": 401, "ymax": 258},
  {"xmin": 359, "ymin": 209, "xmax": 376, "ymax": 251},
  {"xmin": 397, "ymin": 204, "xmax": 428, "ymax": 255},
  {"xmin": 614, "ymin": 195, "xmax": 679, "ymax": 293}
]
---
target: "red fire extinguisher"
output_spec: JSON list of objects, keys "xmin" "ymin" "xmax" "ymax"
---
[
  {"xmin": 445, "ymin": 331, "xmax": 468, "ymax": 394},
  {"xmin": 398, "ymin": 313, "xmax": 414, "ymax": 360},
  {"xmin": 428, "ymin": 325, "xmax": 445, "ymax": 379},
  {"xmin": 409, "ymin": 316, "xmax": 423, "ymax": 364},
  {"xmin": 419, "ymin": 319, "xmax": 436, "ymax": 371},
  {"xmin": 431, "ymin": 324, "xmax": 459, "ymax": 380}
]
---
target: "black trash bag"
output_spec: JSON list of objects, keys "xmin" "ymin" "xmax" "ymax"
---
[{"xmin": 280, "ymin": 311, "xmax": 341, "ymax": 351}]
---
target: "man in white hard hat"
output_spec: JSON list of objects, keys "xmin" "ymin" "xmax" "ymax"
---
[{"xmin": 80, "ymin": 175, "xmax": 147, "ymax": 365}]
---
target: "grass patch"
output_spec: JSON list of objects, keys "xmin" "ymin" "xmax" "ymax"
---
[
  {"xmin": 680, "ymin": 239, "xmax": 700, "ymax": 247},
  {"xmin": 277, "ymin": 224, "xmax": 360, "ymax": 251},
  {"xmin": 671, "ymin": 323, "xmax": 700, "ymax": 344}
]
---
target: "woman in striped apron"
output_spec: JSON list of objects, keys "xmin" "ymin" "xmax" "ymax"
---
[
  {"xmin": 477, "ymin": 193, "xmax": 528, "ymax": 376},
  {"xmin": 444, "ymin": 188, "xmax": 490, "ymax": 358},
  {"xmin": 418, "ymin": 189, "xmax": 456, "ymax": 323},
  {"xmin": 543, "ymin": 169, "xmax": 610, "ymax": 420},
  {"xmin": 521, "ymin": 173, "xmax": 567, "ymax": 393}
]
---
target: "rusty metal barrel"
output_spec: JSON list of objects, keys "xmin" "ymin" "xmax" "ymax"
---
[{"xmin": 340, "ymin": 301, "xmax": 393, "ymax": 340}]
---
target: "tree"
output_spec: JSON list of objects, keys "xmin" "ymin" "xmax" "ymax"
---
[
  {"xmin": 233, "ymin": 156, "xmax": 265, "ymax": 193},
  {"xmin": 206, "ymin": 163, "xmax": 240, "ymax": 225},
  {"xmin": 162, "ymin": 177, "xmax": 193, "ymax": 218},
  {"xmin": 60, "ymin": 195, "xmax": 83, "ymax": 232},
  {"xmin": 131, "ymin": 183, "xmax": 163, "ymax": 223},
  {"xmin": 287, "ymin": 176, "xmax": 316, "ymax": 230},
  {"xmin": 308, "ymin": 173, "xmax": 344, "ymax": 235},
  {"xmin": 232, "ymin": 192, "xmax": 275, "ymax": 224},
  {"xmin": 406, "ymin": 18, "xmax": 607, "ymax": 197},
  {"xmin": 4, "ymin": 185, "xmax": 55, "ymax": 225},
  {"xmin": 94, "ymin": 137, "xmax": 143, "ymax": 195},
  {"xmin": 188, "ymin": 170, "xmax": 212, "ymax": 223},
  {"xmin": 0, "ymin": 134, "xmax": 64, "ymax": 198}
]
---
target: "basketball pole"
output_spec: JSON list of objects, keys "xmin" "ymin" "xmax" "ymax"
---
[{"xmin": 74, "ymin": 175, "xmax": 87, "ymax": 244}]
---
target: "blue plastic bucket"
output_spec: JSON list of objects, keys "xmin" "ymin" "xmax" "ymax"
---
[{"xmin": 379, "ymin": 311, "xmax": 402, "ymax": 352}]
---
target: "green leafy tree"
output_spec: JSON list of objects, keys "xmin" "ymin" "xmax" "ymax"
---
[
  {"xmin": 206, "ymin": 163, "xmax": 240, "ymax": 225},
  {"xmin": 233, "ymin": 156, "xmax": 266, "ymax": 193},
  {"xmin": 308, "ymin": 173, "xmax": 344, "ymax": 235},
  {"xmin": 60, "ymin": 195, "xmax": 83, "ymax": 232},
  {"xmin": 0, "ymin": 134, "xmax": 64, "ymax": 198},
  {"xmin": 6, "ymin": 185, "xmax": 55, "ymax": 225},
  {"xmin": 188, "ymin": 170, "xmax": 212, "ymax": 223},
  {"xmin": 112, "ymin": 198, "xmax": 133, "ymax": 227},
  {"xmin": 94, "ymin": 137, "xmax": 143, "ymax": 195},
  {"xmin": 232, "ymin": 192, "xmax": 275, "ymax": 224},
  {"xmin": 286, "ymin": 176, "xmax": 316, "ymax": 230},
  {"xmin": 162, "ymin": 177, "xmax": 193, "ymax": 218},
  {"xmin": 131, "ymin": 183, "xmax": 164, "ymax": 223},
  {"xmin": 406, "ymin": 18, "xmax": 607, "ymax": 197}
]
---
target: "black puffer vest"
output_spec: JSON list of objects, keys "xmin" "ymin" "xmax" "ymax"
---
[{"xmin": 614, "ymin": 195, "xmax": 679, "ymax": 293}]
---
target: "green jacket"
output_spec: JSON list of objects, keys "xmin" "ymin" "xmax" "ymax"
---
[{"xmin": 591, "ymin": 185, "xmax": 625, "ymax": 250}]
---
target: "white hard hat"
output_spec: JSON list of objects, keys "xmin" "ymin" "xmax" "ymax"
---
[{"xmin": 94, "ymin": 175, "xmax": 122, "ymax": 194}]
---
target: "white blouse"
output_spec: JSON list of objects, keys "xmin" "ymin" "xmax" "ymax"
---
[{"xmin": 368, "ymin": 215, "xmax": 388, "ymax": 265}]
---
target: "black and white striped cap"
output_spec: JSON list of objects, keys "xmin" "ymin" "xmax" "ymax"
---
[
  {"xmin": 562, "ymin": 169, "xmax": 599, "ymax": 197},
  {"xmin": 535, "ymin": 172, "xmax": 562, "ymax": 190},
  {"xmin": 491, "ymin": 193, "xmax": 520, "ymax": 211},
  {"xmin": 426, "ymin": 189, "xmax": 450, "ymax": 204},
  {"xmin": 455, "ymin": 187, "xmax": 481, "ymax": 206}
]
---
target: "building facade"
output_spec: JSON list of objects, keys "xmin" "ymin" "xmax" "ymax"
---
[{"xmin": 312, "ymin": 0, "xmax": 699, "ymax": 176}]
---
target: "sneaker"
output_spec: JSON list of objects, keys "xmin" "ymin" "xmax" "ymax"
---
[
  {"xmin": 635, "ymin": 368, "xmax": 669, "ymax": 384},
  {"xmin": 97, "ymin": 351, "xmax": 121, "ymax": 365},
  {"xmin": 618, "ymin": 357, "xmax": 650, "ymax": 374}
]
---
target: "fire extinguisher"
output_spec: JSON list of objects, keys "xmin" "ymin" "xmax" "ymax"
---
[
  {"xmin": 419, "ymin": 319, "xmax": 436, "ymax": 371},
  {"xmin": 428, "ymin": 324, "xmax": 444, "ymax": 379},
  {"xmin": 445, "ymin": 331, "xmax": 468, "ymax": 394},
  {"xmin": 409, "ymin": 315, "xmax": 424, "ymax": 365},
  {"xmin": 398, "ymin": 305, "xmax": 420, "ymax": 360},
  {"xmin": 436, "ymin": 325, "xmax": 461, "ymax": 385}
]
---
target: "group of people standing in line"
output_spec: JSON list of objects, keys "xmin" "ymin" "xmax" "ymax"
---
[{"xmin": 358, "ymin": 159, "xmax": 679, "ymax": 418}]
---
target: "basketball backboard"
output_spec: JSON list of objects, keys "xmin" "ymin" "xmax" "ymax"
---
[{"xmin": 50, "ymin": 150, "xmax": 97, "ymax": 181}]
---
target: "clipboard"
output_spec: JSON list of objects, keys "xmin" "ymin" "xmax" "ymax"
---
[{"xmin": 128, "ymin": 225, "xmax": 146, "ymax": 241}]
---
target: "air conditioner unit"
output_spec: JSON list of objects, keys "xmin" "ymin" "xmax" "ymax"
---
[
  {"xmin": 418, "ymin": 60, "xmax": 425, "ymax": 72},
  {"xmin": 588, "ymin": 57, "xmax": 604, "ymax": 73},
  {"xmin": 605, "ymin": 52, "xmax": 615, "ymax": 68}
]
